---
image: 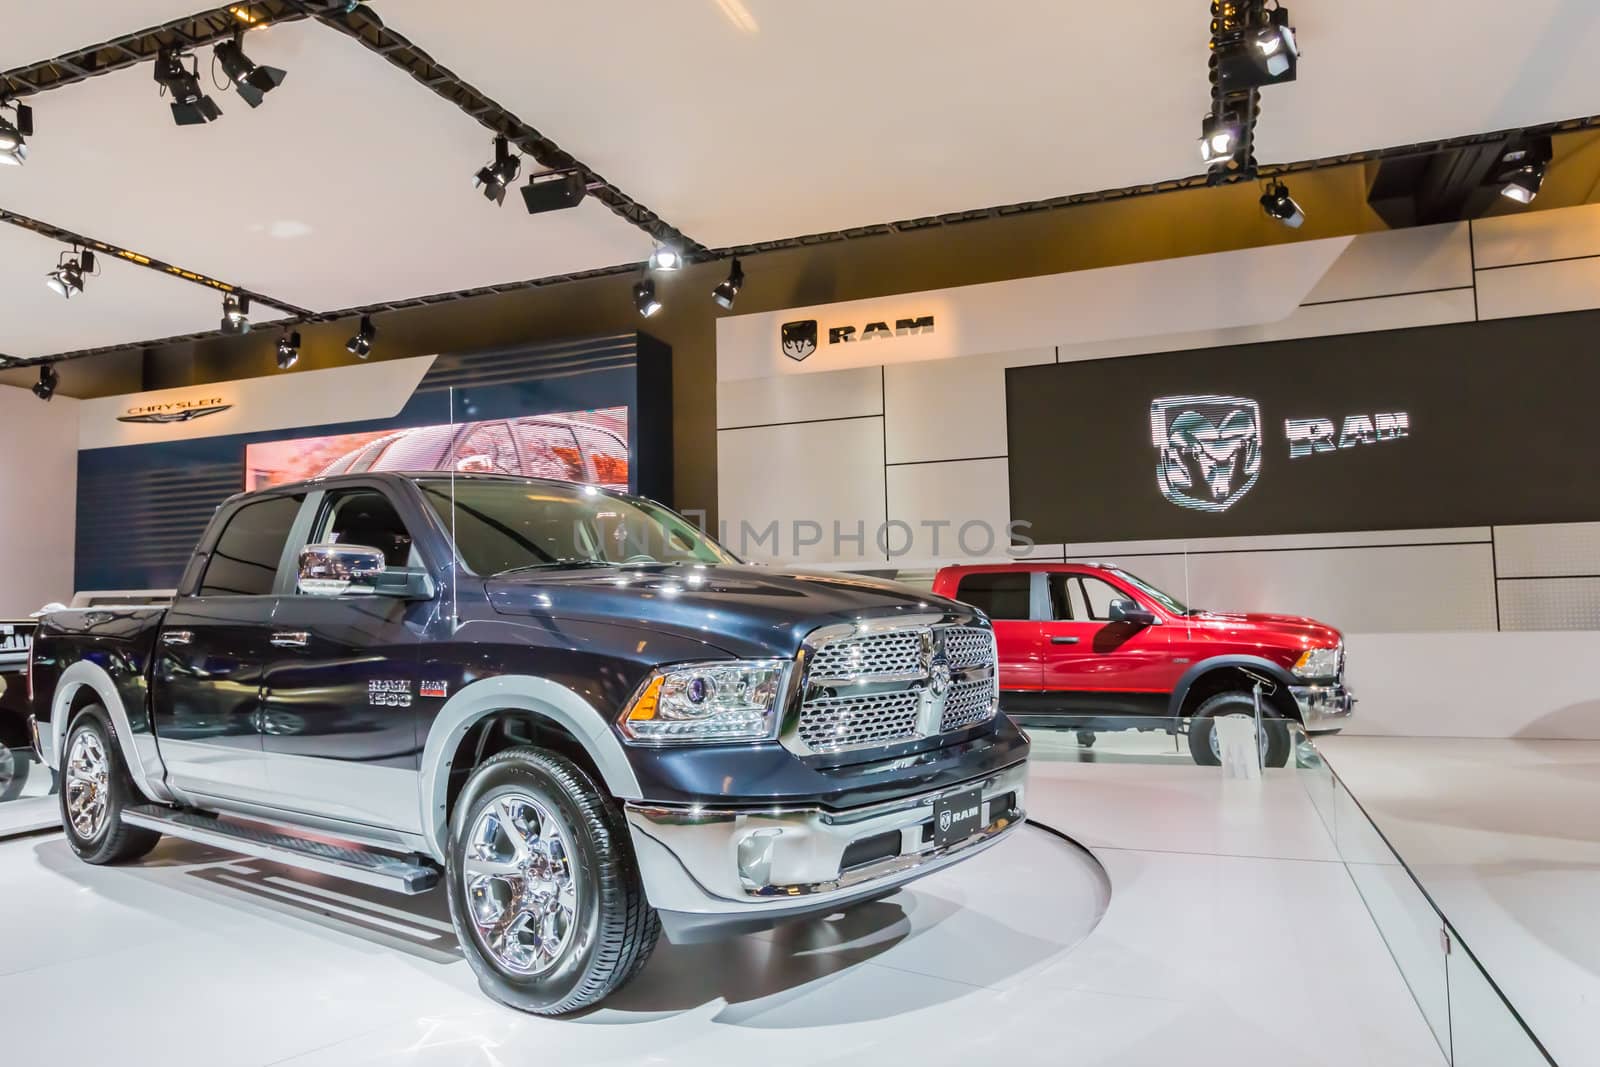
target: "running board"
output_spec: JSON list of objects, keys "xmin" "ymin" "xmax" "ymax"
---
[{"xmin": 122, "ymin": 805, "xmax": 440, "ymax": 894}]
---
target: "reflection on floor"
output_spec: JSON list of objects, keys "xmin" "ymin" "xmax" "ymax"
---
[
  {"xmin": 0, "ymin": 756, "xmax": 58, "ymax": 837},
  {"xmin": 1322, "ymin": 735, "xmax": 1600, "ymax": 1067}
]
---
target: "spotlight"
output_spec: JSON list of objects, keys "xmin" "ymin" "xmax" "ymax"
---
[
  {"xmin": 633, "ymin": 278, "xmax": 662, "ymax": 318},
  {"xmin": 44, "ymin": 248, "xmax": 93, "ymax": 299},
  {"xmin": 214, "ymin": 33, "xmax": 287, "ymax": 109},
  {"xmin": 1199, "ymin": 111, "xmax": 1242, "ymax": 165},
  {"xmin": 521, "ymin": 168, "xmax": 587, "ymax": 214},
  {"xmin": 711, "ymin": 257, "xmax": 744, "ymax": 310},
  {"xmin": 154, "ymin": 49, "xmax": 223, "ymax": 125},
  {"xmin": 1259, "ymin": 180, "xmax": 1304, "ymax": 228},
  {"xmin": 276, "ymin": 330, "xmax": 301, "ymax": 369},
  {"xmin": 221, "ymin": 292, "xmax": 250, "ymax": 334},
  {"xmin": 32, "ymin": 364, "xmax": 59, "ymax": 402},
  {"xmin": 1246, "ymin": 6, "xmax": 1298, "ymax": 82},
  {"xmin": 346, "ymin": 315, "xmax": 376, "ymax": 358},
  {"xmin": 474, "ymin": 135, "xmax": 521, "ymax": 205},
  {"xmin": 1501, "ymin": 162, "xmax": 1546, "ymax": 205},
  {"xmin": 0, "ymin": 102, "xmax": 32, "ymax": 166},
  {"xmin": 648, "ymin": 245, "xmax": 683, "ymax": 272}
]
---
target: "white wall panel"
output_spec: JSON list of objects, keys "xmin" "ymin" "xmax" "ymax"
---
[
  {"xmin": 1060, "ymin": 527, "xmax": 1491, "ymax": 558},
  {"xmin": 716, "ymin": 418, "xmax": 886, "ymax": 565},
  {"xmin": 883, "ymin": 347, "xmax": 1052, "ymax": 464},
  {"xmin": 1493, "ymin": 522, "xmax": 1600, "ymax": 578},
  {"xmin": 885, "ymin": 458, "xmax": 1013, "ymax": 565},
  {"xmin": 1475, "ymin": 257, "xmax": 1600, "ymax": 320},
  {"xmin": 1471, "ymin": 202, "xmax": 1600, "ymax": 269},
  {"xmin": 716, "ymin": 366, "xmax": 881, "ymax": 430},
  {"xmin": 1066, "ymin": 543, "xmax": 1498, "ymax": 634},
  {"xmin": 1302, "ymin": 223, "xmax": 1473, "ymax": 304},
  {"xmin": 1497, "ymin": 578, "xmax": 1600, "ymax": 631},
  {"xmin": 0, "ymin": 385, "xmax": 78, "ymax": 614}
]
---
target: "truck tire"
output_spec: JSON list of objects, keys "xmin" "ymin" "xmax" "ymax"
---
[
  {"xmin": 0, "ymin": 739, "xmax": 30, "ymax": 801},
  {"xmin": 445, "ymin": 746, "xmax": 660, "ymax": 1015},
  {"xmin": 1186, "ymin": 691, "xmax": 1291, "ymax": 769},
  {"xmin": 61, "ymin": 708, "xmax": 162, "ymax": 864}
]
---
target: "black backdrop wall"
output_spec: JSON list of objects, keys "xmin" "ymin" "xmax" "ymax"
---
[{"xmin": 1008, "ymin": 308, "xmax": 1600, "ymax": 543}]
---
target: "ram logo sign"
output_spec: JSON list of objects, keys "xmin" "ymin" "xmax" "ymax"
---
[{"xmin": 1150, "ymin": 395, "xmax": 1263, "ymax": 513}]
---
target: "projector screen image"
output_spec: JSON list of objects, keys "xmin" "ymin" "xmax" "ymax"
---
[{"xmin": 246, "ymin": 407, "xmax": 629, "ymax": 492}]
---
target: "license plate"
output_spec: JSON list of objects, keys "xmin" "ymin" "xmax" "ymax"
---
[{"xmin": 933, "ymin": 787, "xmax": 983, "ymax": 848}]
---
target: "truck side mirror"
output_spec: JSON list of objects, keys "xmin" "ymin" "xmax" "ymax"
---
[
  {"xmin": 1108, "ymin": 598, "xmax": 1158, "ymax": 627},
  {"xmin": 298, "ymin": 543, "xmax": 388, "ymax": 597}
]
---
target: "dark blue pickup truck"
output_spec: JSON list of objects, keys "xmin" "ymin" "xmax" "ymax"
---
[{"xmin": 29, "ymin": 472, "xmax": 1029, "ymax": 1014}]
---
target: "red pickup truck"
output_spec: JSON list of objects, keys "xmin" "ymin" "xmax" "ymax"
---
[{"xmin": 931, "ymin": 563, "xmax": 1353, "ymax": 765}]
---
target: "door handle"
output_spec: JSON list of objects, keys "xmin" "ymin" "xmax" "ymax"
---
[
  {"xmin": 162, "ymin": 630, "xmax": 193, "ymax": 646},
  {"xmin": 1050, "ymin": 635, "xmax": 1080, "ymax": 645},
  {"xmin": 270, "ymin": 631, "xmax": 310, "ymax": 648}
]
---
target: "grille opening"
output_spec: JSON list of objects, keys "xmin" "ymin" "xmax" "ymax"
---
[{"xmin": 840, "ymin": 829, "xmax": 903, "ymax": 871}]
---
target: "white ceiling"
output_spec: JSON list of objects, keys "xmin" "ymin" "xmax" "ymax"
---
[
  {"xmin": 376, "ymin": 0, "xmax": 1600, "ymax": 248},
  {"xmin": 0, "ymin": 1, "xmax": 204, "ymax": 70}
]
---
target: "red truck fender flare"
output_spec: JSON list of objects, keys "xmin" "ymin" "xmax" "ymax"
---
[{"xmin": 1165, "ymin": 655, "xmax": 1301, "ymax": 720}]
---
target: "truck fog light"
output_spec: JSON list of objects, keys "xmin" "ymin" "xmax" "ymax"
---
[{"xmin": 737, "ymin": 828, "xmax": 783, "ymax": 889}]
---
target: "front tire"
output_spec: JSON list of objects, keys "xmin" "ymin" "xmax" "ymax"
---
[
  {"xmin": 445, "ymin": 747, "xmax": 660, "ymax": 1015},
  {"xmin": 1186, "ymin": 691, "xmax": 1292, "ymax": 768},
  {"xmin": 61, "ymin": 708, "xmax": 162, "ymax": 864}
]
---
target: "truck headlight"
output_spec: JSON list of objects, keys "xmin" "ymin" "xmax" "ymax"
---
[
  {"xmin": 1292, "ymin": 646, "xmax": 1341, "ymax": 680},
  {"xmin": 619, "ymin": 660, "xmax": 789, "ymax": 744}
]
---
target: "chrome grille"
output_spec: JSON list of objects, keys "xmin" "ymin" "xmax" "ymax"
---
[
  {"xmin": 797, "ymin": 691, "xmax": 921, "ymax": 752},
  {"xmin": 940, "ymin": 677, "xmax": 999, "ymax": 732},
  {"xmin": 943, "ymin": 626, "xmax": 996, "ymax": 670},
  {"xmin": 807, "ymin": 629, "xmax": 925, "ymax": 681}
]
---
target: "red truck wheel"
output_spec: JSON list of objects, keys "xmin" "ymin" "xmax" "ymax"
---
[{"xmin": 1186, "ymin": 692, "xmax": 1291, "ymax": 768}]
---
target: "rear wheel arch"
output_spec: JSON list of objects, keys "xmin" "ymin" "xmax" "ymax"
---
[{"xmin": 47, "ymin": 662, "xmax": 167, "ymax": 801}]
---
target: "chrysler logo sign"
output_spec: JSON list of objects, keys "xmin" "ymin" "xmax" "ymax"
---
[
  {"xmin": 118, "ymin": 398, "xmax": 232, "ymax": 424},
  {"xmin": 780, "ymin": 314, "xmax": 935, "ymax": 362}
]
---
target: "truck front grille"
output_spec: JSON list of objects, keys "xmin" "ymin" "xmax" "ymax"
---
[{"xmin": 790, "ymin": 621, "xmax": 999, "ymax": 756}]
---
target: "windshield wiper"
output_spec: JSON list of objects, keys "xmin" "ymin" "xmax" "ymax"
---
[{"xmin": 494, "ymin": 558, "xmax": 613, "ymax": 577}]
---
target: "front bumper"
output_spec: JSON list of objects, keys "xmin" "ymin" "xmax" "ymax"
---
[
  {"xmin": 1291, "ymin": 681, "xmax": 1355, "ymax": 733},
  {"xmin": 626, "ymin": 759, "xmax": 1028, "ymax": 942}
]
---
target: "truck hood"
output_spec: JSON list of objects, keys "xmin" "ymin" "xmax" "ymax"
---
[
  {"xmin": 485, "ymin": 563, "xmax": 972, "ymax": 659},
  {"xmin": 1187, "ymin": 610, "xmax": 1342, "ymax": 649}
]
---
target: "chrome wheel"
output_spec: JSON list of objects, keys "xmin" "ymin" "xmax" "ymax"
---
[
  {"xmin": 1208, "ymin": 713, "xmax": 1271, "ymax": 763},
  {"xmin": 462, "ymin": 793, "xmax": 580, "ymax": 976},
  {"xmin": 65, "ymin": 729, "xmax": 110, "ymax": 839},
  {"xmin": 0, "ymin": 743, "xmax": 15, "ymax": 792}
]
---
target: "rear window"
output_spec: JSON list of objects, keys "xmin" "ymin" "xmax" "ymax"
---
[
  {"xmin": 198, "ymin": 494, "xmax": 303, "ymax": 596},
  {"xmin": 954, "ymin": 572, "xmax": 1031, "ymax": 620}
]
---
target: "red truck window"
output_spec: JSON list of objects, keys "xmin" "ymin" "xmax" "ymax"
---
[{"xmin": 954, "ymin": 572, "xmax": 1031, "ymax": 620}]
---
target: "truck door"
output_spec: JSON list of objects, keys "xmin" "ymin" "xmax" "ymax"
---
[
  {"xmin": 947, "ymin": 570, "xmax": 1041, "ymax": 694},
  {"xmin": 152, "ymin": 492, "xmax": 303, "ymax": 805},
  {"xmin": 257, "ymin": 486, "xmax": 428, "ymax": 832},
  {"xmin": 1039, "ymin": 571, "xmax": 1170, "ymax": 715}
]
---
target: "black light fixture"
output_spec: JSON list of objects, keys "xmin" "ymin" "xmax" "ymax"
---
[
  {"xmin": 474, "ymin": 135, "xmax": 521, "ymax": 205},
  {"xmin": 633, "ymin": 277, "xmax": 662, "ymax": 318},
  {"xmin": 214, "ymin": 33, "xmax": 287, "ymax": 108},
  {"xmin": 154, "ymin": 48, "xmax": 223, "ymax": 125},
  {"xmin": 221, "ymin": 292, "xmax": 250, "ymax": 334},
  {"xmin": 647, "ymin": 245, "xmax": 683, "ymax": 272},
  {"xmin": 711, "ymin": 258, "xmax": 744, "ymax": 310},
  {"xmin": 521, "ymin": 168, "xmax": 587, "ymax": 214},
  {"xmin": 1259, "ymin": 180, "xmax": 1305, "ymax": 228},
  {"xmin": 1199, "ymin": 111, "xmax": 1242, "ymax": 165},
  {"xmin": 275, "ymin": 330, "xmax": 301, "ymax": 369},
  {"xmin": 346, "ymin": 314, "xmax": 376, "ymax": 358},
  {"xmin": 1244, "ymin": 5, "xmax": 1298, "ymax": 83},
  {"xmin": 45, "ymin": 248, "xmax": 94, "ymax": 299},
  {"xmin": 1501, "ymin": 162, "xmax": 1546, "ymax": 205},
  {"xmin": 32, "ymin": 364, "xmax": 59, "ymax": 402},
  {"xmin": 0, "ymin": 100, "xmax": 32, "ymax": 166}
]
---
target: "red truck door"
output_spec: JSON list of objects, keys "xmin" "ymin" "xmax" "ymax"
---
[
  {"xmin": 944, "ymin": 569, "xmax": 1042, "ymax": 692},
  {"xmin": 1039, "ymin": 571, "xmax": 1171, "ymax": 708}
]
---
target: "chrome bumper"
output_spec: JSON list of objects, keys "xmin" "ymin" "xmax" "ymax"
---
[
  {"xmin": 1292, "ymin": 682, "xmax": 1355, "ymax": 731},
  {"xmin": 625, "ymin": 760, "xmax": 1027, "ymax": 929}
]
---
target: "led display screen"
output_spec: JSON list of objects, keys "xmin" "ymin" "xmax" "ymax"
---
[
  {"xmin": 245, "ymin": 407, "xmax": 629, "ymax": 492},
  {"xmin": 1006, "ymin": 310, "xmax": 1600, "ymax": 542}
]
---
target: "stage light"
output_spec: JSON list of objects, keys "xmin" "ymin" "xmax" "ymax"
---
[
  {"xmin": 521, "ymin": 168, "xmax": 587, "ymax": 214},
  {"xmin": 221, "ymin": 292, "xmax": 250, "ymax": 334},
  {"xmin": 1259, "ymin": 180, "xmax": 1305, "ymax": 228},
  {"xmin": 1246, "ymin": 6, "xmax": 1297, "ymax": 81},
  {"xmin": 1199, "ymin": 112, "xmax": 1241, "ymax": 164},
  {"xmin": 346, "ymin": 315, "xmax": 376, "ymax": 358},
  {"xmin": 214, "ymin": 34, "xmax": 287, "ymax": 109},
  {"xmin": 155, "ymin": 49, "xmax": 222, "ymax": 125},
  {"xmin": 648, "ymin": 245, "xmax": 683, "ymax": 272},
  {"xmin": 32, "ymin": 364, "xmax": 59, "ymax": 402},
  {"xmin": 44, "ymin": 248, "xmax": 93, "ymax": 299},
  {"xmin": 1501, "ymin": 162, "xmax": 1546, "ymax": 205},
  {"xmin": 0, "ymin": 102, "xmax": 32, "ymax": 166},
  {"xmin": 474, "ymin": 135, "xmax": 521, "ymax": 205},
  {"xmin": 712, "ymin": 258, "xmax": 744, "ymax": 310},
  {"xmin": 275, "ymin": 330, "xmax": 301, "ymax": 369},
  {"xmin": 633, "ymin": 278, "xmax": 662, "ymax": 318}
]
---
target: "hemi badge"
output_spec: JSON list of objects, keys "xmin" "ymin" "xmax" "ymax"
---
[{"xmin": 420, "ymin": 681, "xmax": 448, "ymax": 699}]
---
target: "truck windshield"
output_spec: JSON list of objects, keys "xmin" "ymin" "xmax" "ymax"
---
[
  {"xmin": 416, "ymin": 478, "xmax": 735, "ymax": 575},
  {"xmin": 1107, "ymin": 567, "xmax": 1190, "ymax": 616}
]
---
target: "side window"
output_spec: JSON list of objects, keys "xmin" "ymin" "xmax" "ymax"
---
[
  {"xmin": 198, "ymin": 495, "xmax": 304, "ymax": 597},
  {"xmin": 954, "ymin": 572, "xmax": 1032, "ymax": 620},
  {"xmin": 1047, "ymin": 575, "xmax": 1075, "ymax": 620},
  {"xmin": 316, "ymin": 489, "xmax": 415, "ymax": 569},
  {"xmin": 1078, "ymin": 575, "xmax": 1123, "ymax": 621}
]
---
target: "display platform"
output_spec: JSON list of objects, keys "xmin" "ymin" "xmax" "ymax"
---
[{"xmin": 0, "ymin": 736, "xmax": 1452, "ymax": 1067}]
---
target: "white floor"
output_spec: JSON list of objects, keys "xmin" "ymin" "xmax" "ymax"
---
[
  {"xmin": 0, "ymin": 759, "xmax": 1444, "ymax": 1066},
  {"xmin": 1322, "ymin": 735, "xmax": 1600, "ymax": 1067}
]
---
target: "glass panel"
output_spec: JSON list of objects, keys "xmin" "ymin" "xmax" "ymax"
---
[
  {"xmin": 954, "ymin": 572, "xmax": 1031, "ymax": 620},
  {"xmin": 1447, "ymin": 938, "xmax": 1555, "ymax": 1067}
]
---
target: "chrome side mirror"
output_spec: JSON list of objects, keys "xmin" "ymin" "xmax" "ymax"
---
[{"xmin": 298, "ymin": 543, "xmax": 386, "ymax": 597}]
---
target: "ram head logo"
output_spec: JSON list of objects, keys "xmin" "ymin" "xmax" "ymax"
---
[
  {"xmin": 781, "ymin": 319, "xmax": 818, "ymax": 362},
  {"xmin": 1150, "ymin": 395, "xmax": 1262, "ymax": 512}
]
